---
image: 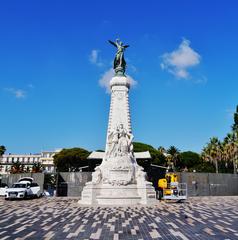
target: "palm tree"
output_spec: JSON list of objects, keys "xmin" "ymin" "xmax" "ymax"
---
[
  {"xmin": 10, "ymin": 160, "xmax": 25, "ymax": 174},
  {"xmin": 167, "ymin": 146, "xmax": 180, "ymax": 169},
  {"xmin": 203, "ymin": 137, "xmax": 222, "ymax": 174},
  {"xmin": 32, "ymin": 162, "xmax": 43, "ymax": 173},
  {"xmin": 223, "ymin": 133, "xmax": 238, "ymax": 174},
  {"xmin": 222, "ymin": 140, "xmax": 230, "ymax": 168},
  {"xmin": 158, "ymin": 146, "xmax": 166, "ymax": 155}
]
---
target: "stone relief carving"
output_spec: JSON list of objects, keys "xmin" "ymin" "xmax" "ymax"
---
[
  {"xmin": 98, "ymin": 124, "xmax": 136, "ymax": 186},
  {"xmin": 91, "ymin": 166, "xmax": 102, "ymax": 184},
  {"xmin": 84, "ymin": 122, "xmax": 147, "ymax": 188},
  {"xmin": 112, "ymin": 91, "xmax": 126, "ymax": 101},
  {"xmin": 89, "ymin": 124, "xmax": 148, "ymax": 187},
  {"xmin": 106, "ymin": 123, "xmax": 134, "ymax": 158},
  {"xmin": 135, "ymin": 165, "xmax": 147, "ymax": 185}
]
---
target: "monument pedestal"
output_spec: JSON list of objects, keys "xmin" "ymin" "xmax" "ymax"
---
[{"xmin": 79, "ymin": 182, "xmax": 156, "ymax": 205}]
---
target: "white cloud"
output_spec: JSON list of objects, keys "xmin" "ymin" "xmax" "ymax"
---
[
  {"xmin": 89, "ymin": 49, "xmax": 103, "ymax": 67},
  {"xmin": 161, "ymin": 39, "xmax": 201, "ymax": 79},
  {"xmin": 99, "ymin": 68, "xmax": 137, "ymax": 93},
  {"xmin": 5, "ymin": 88, "xmax": 26, "ymax": 99}
]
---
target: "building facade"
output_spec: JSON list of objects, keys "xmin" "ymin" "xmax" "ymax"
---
[
  {"xmin": 0, "ymin": 149, "xmax": 61, "ymax": 175},
  {"xmin": 40, "ymin": 150, "xmax": 61, "ymax": 173}
]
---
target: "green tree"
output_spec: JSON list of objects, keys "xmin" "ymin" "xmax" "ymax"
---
[
  {"xmin": 10, "ymin": 160, "xmax": 25, "ymax": 174},
  {"xmin": 203, "ymin": 137, "xmax": 222, "ymax": 174},
  {"xmin": 0, "ymin": 145, "xmax": 6, "ymax": 156},
  {"xmin": 158, "ymin": 146, "xmax": 166, "ymax": 155},
  {"xmin": 133, "ymin": 142, "xmax": 166, "ymax": 166},
  {"xmin": 32, "ymin": 162, "xmax": 43, "ymax": 173},
  {"xmin": 167, "ymin": 146, "xmax": 180, "ymax": 169},
  {"xmin": 192, "ymin": 161, "xmax": 215, "ymax": 173},
  {"xmin": 133, "ymin": 142, "xmax": 155, "ymax": 152},
  {"xmin": 223, "ymin": 133, "xmax": 238, "ymax": 174},
  {"xmin": 53, "ymin": 148, "xmax": 90, "ymax": 172},
  {"xmin": 0, "ymin": 145, "xmax": 6, "ymax": 173},
  {"xmin": 232, "ymin": 105, "xmax": 238, "ymax": 133},
  {"xmin": 180, "ymin": 151, "xmax": 201, "ymax": 169}
]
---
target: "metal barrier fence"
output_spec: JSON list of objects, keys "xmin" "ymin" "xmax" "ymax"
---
[
  {"xmin": 1, "ymin": 173, "xmax": 44, "ymax": 192},
  {"xmin": 176, "ymin": 172, "xmax": 238, "ymax": 196},
  {"xmin": 56, "ymin": 172, "xmax": 92, "ymax": 197},
  {"xmin": 1, "ymin": 172, "xmax": 237, "ymax": 197}
]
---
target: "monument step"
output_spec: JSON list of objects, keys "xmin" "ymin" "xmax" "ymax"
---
[{"xmin": 97, "ymin": 195, "xmax": 141, "ymax": 199}]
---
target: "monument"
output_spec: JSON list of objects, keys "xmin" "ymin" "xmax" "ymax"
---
[{"xmin": 79, "ymin": 39, "xmax": 156, "ymax": 205}]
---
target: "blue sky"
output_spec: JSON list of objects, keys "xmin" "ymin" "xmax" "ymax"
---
[{"xmin": 0, "ymin": 0, "xmax": 238, "ymax": 154}]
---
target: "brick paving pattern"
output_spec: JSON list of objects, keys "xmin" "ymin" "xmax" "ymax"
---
[{"xmin": 0, "ymin": 196, "xmax": 237, "ymax": 239}]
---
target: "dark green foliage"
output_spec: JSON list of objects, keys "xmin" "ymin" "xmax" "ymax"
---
[
  {"xmin": 32, "ymin": 162, "xmax": 43, "ymax": 173},
  {"xmin": 218, "ymin": 161, "xmax": 234, "ymax": 173},
  {"xmin": 167, "ymin": 146, "xmax": 180, "ymax": 156},
  {"xmin": 133, "ymin": 142, "xmax": 155, "ymax": 152},
  {"xmin": 233, "ymin": 105, "xmax": 238, "ymax": 131},
  {"xmin": 191, "ymin": 162, "xmax": 215, "ymax": 173},
  {"xmin": 133, "ymin": 142, "xmax": 166, "ymax": 166},
  {"xmin": 235, "ymin": 105, "xmax": 238, "ymax": 124},
  {"xmin": 180, "ymin": 151, "xmax": 201, "ymax": 168},
  {"xmin": 167, "ymin": 145, "xmax": 181, "ymax": 169},
  {"xmin": 0, "ymin": 145, "xmax": 6, "ymax": 156},
  {"xmin": 44, "ymin": 173, "xmax": 56, "ymax": 190},
  {"xmin": 151, "ymin": 152, "xmax": 167, "ymax": 166},
  {"xmin": 53, "ymin": 148, "xmax": 90, "ymax": 172},
  {"xmin": 10, "ymin": 160, "xmax": 25, "ymax": 174}
]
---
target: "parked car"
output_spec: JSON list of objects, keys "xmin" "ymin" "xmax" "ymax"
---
[
  {"xmin": 0, "ymin": 183, "xmax": 8, "ymax": 196},
  {"xmin": 5, "ymin": 177, "xmax": 42, "ymax": 200},
  {"xmin": 18, "ymin": 177, "xmax": 34, "ymax": 183}
]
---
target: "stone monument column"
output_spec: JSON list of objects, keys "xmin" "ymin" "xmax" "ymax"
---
[
  {"xmin": 105, "ymin": 76, "xmax": 132, "ymax": 154},
  {"xmin": 79, "ymin": 39, "xmax": 156, "ymax": 205}
]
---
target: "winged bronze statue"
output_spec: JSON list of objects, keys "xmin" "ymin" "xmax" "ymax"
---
[{"xmin": 108, "ymin": 39, "xmax": 129, "ymax": 76}]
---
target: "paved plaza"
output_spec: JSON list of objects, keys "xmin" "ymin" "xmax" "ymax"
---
[{"xmin": 0, "ymin": 196, "xmax": 238, "ymax": 240}]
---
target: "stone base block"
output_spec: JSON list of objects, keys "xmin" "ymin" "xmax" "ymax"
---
[{"xmin": 78, "ymin": 183, "xmax": 156, "ymax": 205}]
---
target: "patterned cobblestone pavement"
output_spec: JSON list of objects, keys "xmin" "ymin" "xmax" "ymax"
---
[{"xmin": 0, "ymin": 196, "xmax": 238, "ymax": 240}]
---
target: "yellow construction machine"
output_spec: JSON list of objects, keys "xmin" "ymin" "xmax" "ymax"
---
[{"xmin": 157, "ymin": 172, "xmax": 187, "ymax": 201}]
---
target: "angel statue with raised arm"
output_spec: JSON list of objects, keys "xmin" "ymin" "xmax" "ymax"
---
[{"xmin": 108, "ymin": 39, "xmax": 129, "ymax": 76}]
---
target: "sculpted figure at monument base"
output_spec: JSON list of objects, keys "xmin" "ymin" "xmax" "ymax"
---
[{"xmin": 79, "ymin": 124, "xmax": 156, "ymax": 205}]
